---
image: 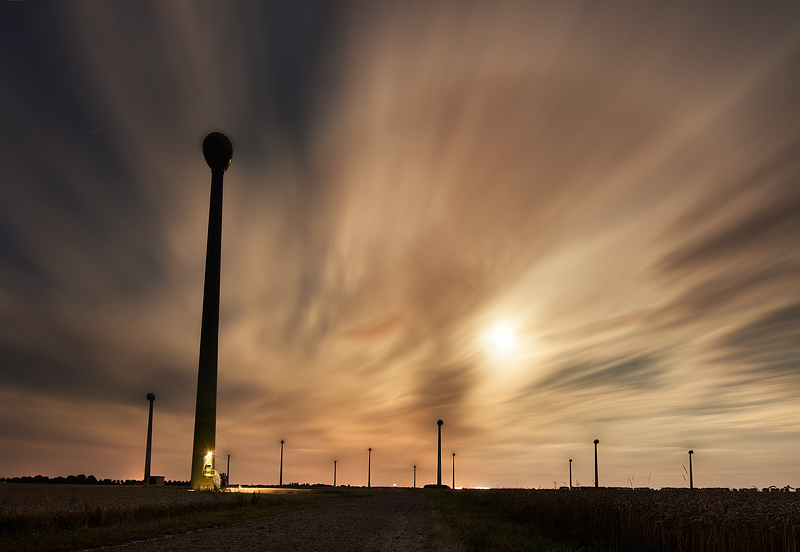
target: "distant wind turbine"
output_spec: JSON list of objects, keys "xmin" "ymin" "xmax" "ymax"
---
[
  {"xmin": 594, "ymin": 439, "xmax": 600, "ymax": 488},
  {"xmin": 144, "ymin": 393, "xmax": 155, "ymax": 485},
  {"xmin": 569, "ymin": 458, "xmax": 572, "ymax": 490},
  {"xmin": 437, "ymin": 420, "xmax": 443, "ymax": 488},
  {"xmin": 279, "ymin": 440, "xmax": 284, "ymax": 486}
]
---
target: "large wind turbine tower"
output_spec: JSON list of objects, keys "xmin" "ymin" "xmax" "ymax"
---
[{"xmin": 190, "ymin": 132, "xmax": 232, "ymax": 490}]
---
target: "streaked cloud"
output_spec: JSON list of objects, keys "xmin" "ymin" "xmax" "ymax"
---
[{"xmin": 1, "ymin": 1, "xmax": 799, "ymax": 489}]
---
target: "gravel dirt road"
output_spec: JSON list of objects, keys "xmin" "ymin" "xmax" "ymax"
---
[{"xmin": 96, "ymin": 489, "xmax": 426, "ymax": 552}]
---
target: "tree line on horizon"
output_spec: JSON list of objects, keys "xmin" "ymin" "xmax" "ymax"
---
[
  {"xmin": 2, "ymin": 474, "xmax": 796, "ymax": 493},
  {"xmin": 0, "ymin": 474, "xmax": 188, "ymax": 486}
]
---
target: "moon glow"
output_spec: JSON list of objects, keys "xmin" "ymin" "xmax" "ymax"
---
[{"xmin": 482, "ymin": 323, "xmax": 517, "ymax": 358}]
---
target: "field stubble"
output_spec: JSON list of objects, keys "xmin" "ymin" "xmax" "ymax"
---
[
  {"xmin": 0, "ymin": 483, "xmax": 320, "ymax": 552},
  {"xmin": 6, "ymin": 485, "xmax": 800, "ymax": 551},
  {"xmin": 447, "ymin": 488, "xmax": 800, "ymax": 552}
]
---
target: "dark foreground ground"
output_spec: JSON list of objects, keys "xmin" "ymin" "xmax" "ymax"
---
[
  {"xmin": 96, "ymin": 489, "xmax": 425, "ymax": 552},
  {"xmin": 1, "ymin": 485, "xmax": 579, "ymax": 552},
  {"xmin": 6, "ymin": 484, "xmax": 799, "ymax": 551}
]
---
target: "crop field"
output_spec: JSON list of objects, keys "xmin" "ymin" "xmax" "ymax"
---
[
  {"xmin": 4, "ymin": 485, "xmax": 800, "ymax": 551},
  {"xmin": 0, "ymin": 484, "xmax": 319, "ymax": 552},
  {"xmin": 432, "ymin": 488, "xmax": 800, "ymax": 551},
  {"xmin": 1, "ymin": 484, "xmax": 249, "ymax": 527}
]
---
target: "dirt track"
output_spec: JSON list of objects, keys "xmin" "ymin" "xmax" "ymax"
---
[{"xmin": 98, "ymin": 489, "xmax": 426, "ymax": 552}]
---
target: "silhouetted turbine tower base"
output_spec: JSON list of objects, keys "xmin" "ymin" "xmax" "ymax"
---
[
  {"xmin": 143, "ymin": 393, "xmax": 155, "ymax": 485},
  {"xmin": 569, "ymin": 458, "xmax": 573, "ymax": 490},
  {"xmin": 437, "ymin": 420, "xmax": 443, "ymax": 488},
  {"xmin": 594, "ymin": 439, "xmax": 600, "ymax": 488},
  {"xmin": 190, "ymin": 132, "xmax": 232, "ymax": 490}
]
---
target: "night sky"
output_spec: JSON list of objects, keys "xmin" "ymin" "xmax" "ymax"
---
[{"xmin": 2, "ymin": 1, "xmax": 800, "ymax": 489}]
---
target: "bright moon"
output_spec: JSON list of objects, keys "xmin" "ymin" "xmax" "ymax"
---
[{"xmin": 482, "ymin": 323, "xmax": 517, "ymax": 357}]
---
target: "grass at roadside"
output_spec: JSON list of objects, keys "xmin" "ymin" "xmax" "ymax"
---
[
  {"xmin": 0, "ymin": 485, "xmax": 364, "ymax": 552},
  {"xmin": 425, "ymin": 490, "xmax": 587, "ymax": 552}
]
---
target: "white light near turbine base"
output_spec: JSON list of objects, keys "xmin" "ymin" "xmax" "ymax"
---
[
  {"xmin": 203, "ymin": 451, "xmax": 216, "ymax": 478},
  {"xmin": 482, "ymin": 323, "xmax": 517, "ymax": 357}
]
